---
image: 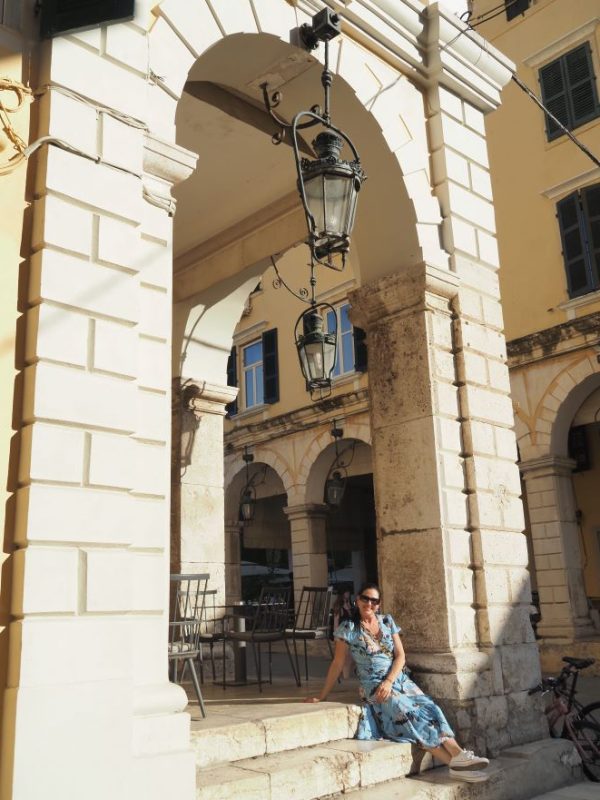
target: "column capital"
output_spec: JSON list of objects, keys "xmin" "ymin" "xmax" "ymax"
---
[
  {"xmin": 284, "ymin": 503, "xmax": 329, "ymax": 521},
  {"xmin": 348, "ymin": 262, "xmax": 460, "ymax": 329},
  {"xmin": 519, "ymin": 455, "xmax": 577, "ymax": 478},
  {"xmin": 173, "ymin": 377, "xmax": 238, "ymax": 417}
]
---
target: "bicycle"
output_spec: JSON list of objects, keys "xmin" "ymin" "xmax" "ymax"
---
[{"xmin": 528, "ymin": 656, "xmax": 600, "ymax": 781}]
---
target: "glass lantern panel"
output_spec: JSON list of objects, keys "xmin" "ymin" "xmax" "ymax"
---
[
  {"xmin": 304, "ymin": 341, "xmax": 325, "ymax": 380},
  {"xmin": 343, "ymin": 183, "xmax": 359, "ymax": 236},
  {"xmin": 304, "ymin": 174, "xmax": 326, "ymax": 236},
  {"xmin": 323, "ymin": 338, "xmax": 336, "ymax": 377},
  {"xmin": 323, "ymin": 174, "xmax": 352, "ymax": 236}
]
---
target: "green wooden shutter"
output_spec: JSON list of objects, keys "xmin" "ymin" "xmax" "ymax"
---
[
  {"xmin": 225, "ymin": 346, "xmax": 238, "ymax": 418},
  {"xmin": 353, "ymin": 327, "xmax": 368, "ymax": 372},
  {"xmin": 41, "ymin": 0, "xmax": 135, "ymax": 38},
  {"xmin": 581, "ymin": 184, "xmax": 600, "ymax": 290},
  {"xmin": 262, "ymin": 329, "xmax": 279, "ymax": 405},
  {"xmin": 540, "ymin": 58, "xmax": 570, "ymax": 139},
  {"xmin": 565, "ymin": 44, "xmax": 599, "ymax": 128},
  {"xmin": 557, "ymin": 193, "xmax": 593, "ymax": 297}
]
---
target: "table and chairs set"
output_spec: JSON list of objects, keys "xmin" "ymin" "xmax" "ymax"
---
[{"xmin": 168, "ymin": 574, "xmax": 335, "ymax": 717}]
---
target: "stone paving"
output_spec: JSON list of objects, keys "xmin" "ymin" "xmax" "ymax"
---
[{"xmin": 529, "ymin": 787, "xmax": 598, "ymax": 800}]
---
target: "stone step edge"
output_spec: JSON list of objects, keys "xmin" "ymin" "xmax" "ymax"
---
[
  {"xmin": 196, "ymin": 738, "xmax": 420, "ymax": 800},
  {"xmin": 326, "ymin": 737, "xmax": 584, "ymax": 800},
  {"xmin": 191, "ymin": 702, "xmax": 365, "ymax": 768}
]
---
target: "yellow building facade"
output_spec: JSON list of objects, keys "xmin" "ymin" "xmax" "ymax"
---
[{"xmin": 480, "ymin": 0, "xmax": 600, "ymax": 669}]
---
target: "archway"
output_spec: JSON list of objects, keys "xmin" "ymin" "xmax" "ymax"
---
[{"xmin": 224, "ymin": 461, "xmax": 290, "ymax": 603}]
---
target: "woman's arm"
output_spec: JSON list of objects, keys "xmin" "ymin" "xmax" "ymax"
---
[
  {"xmin": 372, "ymin": 633, "xmax": 406, "ymax": 703},
  {"xmin": 304, "ymin": 639, "xmax": 349, "ymax": 702}
]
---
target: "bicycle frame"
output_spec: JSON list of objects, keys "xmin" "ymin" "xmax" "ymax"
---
[{"xmin": 539, "ymin": 666, "xmax": 600, "ymax": 769}]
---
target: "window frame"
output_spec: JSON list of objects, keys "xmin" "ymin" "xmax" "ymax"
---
[
  {"xmin": 242, "ymin": 339, "xmax": 265, "ymax": 410},
  {"xmin": 326, "ymin": 302, "xmax": 356, "ymax": 380}
]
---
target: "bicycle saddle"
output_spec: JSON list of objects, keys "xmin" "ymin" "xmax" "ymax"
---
[{"xmin": 562, "ymin": 656, "xmax": 595, "ymax": 669}]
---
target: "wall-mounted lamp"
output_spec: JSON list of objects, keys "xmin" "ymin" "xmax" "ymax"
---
[{"xmin": 180, "ymin": 383, "xmax": 201, "ymax": 471}]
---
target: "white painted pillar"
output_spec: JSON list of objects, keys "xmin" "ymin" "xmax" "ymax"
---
[
  {"xmin": 176, "ymin": 381, "xmax": 237, "ymax": 612},
  {"xmin": 521, "ymin": 456, "xmax": 595, "ymax": 642},
  {"xmin": 3, "ymin": 29, "xmax": 199, "ymax": 793}
]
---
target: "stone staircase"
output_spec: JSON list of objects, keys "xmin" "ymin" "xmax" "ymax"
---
[{"xmin": 191, "ymin": 701, "xmax": 585, "ymax": 800}]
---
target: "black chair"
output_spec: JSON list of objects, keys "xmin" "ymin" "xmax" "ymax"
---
[
  {"xmin": 223, "ymin": 585, "xmax": 300, "ymax": 692},
  {"xmin": 286, "ymin": 586, "xmax": 334, "ymax": 683},
  {"xmin": 168, "ymin": 573, "xmax": 209, "ymax": 717},
  {"xmin": 197, "ymin": 588, "xmax": 226, "ymax": 683}
]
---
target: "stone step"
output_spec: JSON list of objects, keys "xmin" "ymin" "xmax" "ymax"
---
[
  {"xmin": 196, "ymin": 737, "xmax": 416, "ymax": 800},
  {"xmin": 191, "ymin": 701, "xmax": 362, "ymax": 769},
  {"xmin": 327, "ymin": 738, "xmax": 584, "ymax": 800}
]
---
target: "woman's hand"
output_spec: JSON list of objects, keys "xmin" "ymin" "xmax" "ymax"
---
[
  {"xmin": 304, "ymin": 697, "xmax": 322, "ymax": 703},
  {"xmin": 372, "ymin": 678, "xmax": 392, "ymax": 703}
]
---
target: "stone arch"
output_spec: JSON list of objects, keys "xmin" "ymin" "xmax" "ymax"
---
[
  {"xmin": 551, "ymin": 364, "xmax": 600, "ymax": 457},
  {"xmin": 224, "ymin": 445, "xmax": 294, "ymax": 506},
  {"xmin": 514, "ymin": 354, "xmax": 600, "ymax": 462},
  {"xmin": 297, "ymin": 421, "xmax": 372, "ymax": 505},
  {"xmin": 153, "ymin": 0, "xmax": 447, "ymax": 306}
]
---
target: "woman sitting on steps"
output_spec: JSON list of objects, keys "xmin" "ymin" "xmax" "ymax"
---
[{"xmin": 305, "ymin": 581, "xmax": 490, "ymax": 783}]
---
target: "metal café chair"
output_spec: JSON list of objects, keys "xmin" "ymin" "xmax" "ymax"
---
[
  {"xmin": 223, "ymin": 585, "xmax": 300, "ymax": 692},
  {"xmin": 168, "ymin": 573, "xmax": 209, "ymax": 717},
  {"xmin": 286, "ymin": 586, "xmax": 334, "ymax": 683},
  {"xmin": 197, "ymin": 588, "xmax": 227, "ymax": 683}
]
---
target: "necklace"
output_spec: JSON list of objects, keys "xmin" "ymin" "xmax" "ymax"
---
[{"xmin": 360, "ymin": 620, "xmax": 395, "ymax": 658}]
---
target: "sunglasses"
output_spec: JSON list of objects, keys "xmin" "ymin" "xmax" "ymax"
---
[{"xmin": 358, "ymin": 594, "xmax": 380, "ymax": 605}]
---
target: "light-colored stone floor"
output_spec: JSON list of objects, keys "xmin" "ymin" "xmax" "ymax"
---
[{"xmin": 529, "ymin": 786, "xmax": 598, "ymax": 799}]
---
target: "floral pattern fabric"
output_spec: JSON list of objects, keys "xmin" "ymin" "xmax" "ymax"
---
[{"xmin": 334, "ymin": 614, "xmax": 454, "ymax": 748}]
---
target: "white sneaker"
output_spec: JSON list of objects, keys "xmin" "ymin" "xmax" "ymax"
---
[
  {"xmin": 449, "ymin": 768, "xmax": 489, "ymax": 783},
  {"xmin": 449, "ymin": 750, "xmax": 490, "ymax": 770}
]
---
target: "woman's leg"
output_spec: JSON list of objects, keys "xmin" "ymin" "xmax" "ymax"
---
[{"xmin": 424, "ymin": 745, "xmax": 452, "ymax": 765}]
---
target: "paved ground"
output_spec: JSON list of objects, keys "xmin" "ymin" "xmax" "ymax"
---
[{"xmin": 529, "ymin": 786, "xmax": 598, "ymax": 799}]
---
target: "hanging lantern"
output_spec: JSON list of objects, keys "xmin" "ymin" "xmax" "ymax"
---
[
  {"xmin": 301, "ymin": 131, "xmax": 365, "ymax": 265},
  {"xmin": 263, "ymin": 8, "xmax": 366, "ymax": 271},
  {"xmin": 325, "ymin": 470, "xmax": 346, "ymax": 508},
  {"xmin": 239, "ymin": 447, "xmax": 256, "ymax": 525},
  {"xmin": 295, "ymin": 303, "xmax": 337, "ymax": 395},
  {"xmin": 239, "ymin": 485, "xmax": 256, "ymax": 523}
]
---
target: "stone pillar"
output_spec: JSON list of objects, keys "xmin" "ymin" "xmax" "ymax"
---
[
  {"xmin": 284, "ymin": 504, "xmax": 329, "ymax": 603},
  {"xmin": 521, "ymin": 456, "xmax": 595, "ymax": 642},
  {"xmin": 351, "ymin": 263, "xmax": 546, "ymax": 754},
  {"xmin": 176, "ymin": 381, "xmax": 237, "ymax": 613},
  {"xmin": 225, "ymin": 520, "xmax": 243, "ymax": 604},
  {"xmin": 4, "ymin": 78, "xmax": 199, "ymax": 797}
]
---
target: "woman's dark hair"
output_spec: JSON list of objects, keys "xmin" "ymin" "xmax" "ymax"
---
[{"xmin": 351, "ymin": 581, "xmax": 381, "ymax": 624}]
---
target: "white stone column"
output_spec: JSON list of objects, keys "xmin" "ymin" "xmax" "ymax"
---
[
  {"xmin": 284, "ymin": 504, "xmax": 329, "ymax": 603},
  {"xmin": 521, "ymin": 456, "xmax": 595, "ymax": 642},
  {"xmin": 3, "ymin": 53, "xmax": 198, "ymax": 796},
  {"xmin": 176, "ymin": 381, "xmax": 237, "ymax": 613}
]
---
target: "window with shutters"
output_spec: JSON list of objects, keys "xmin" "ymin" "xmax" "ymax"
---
[
  {"xmin": 325, "ymin": 302, "xmax": 368, "ymax": 378},
  {"xmin": 539, "ymin": 43, "xmax": 600, "ymax": 141},
  {"xmin": 505, "ymin": 0, "xmax": 530, "ymax": 22},
  {"xmin": 557, "ymin": 183, "xmax": 600, "ymax": 298},
  {"xmin": 229, "ymin": 328, "xmax": 279, "ymax": 413}
]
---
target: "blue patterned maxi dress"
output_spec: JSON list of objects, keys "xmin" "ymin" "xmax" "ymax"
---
[{"xmin": 334, "ymin": 614, "xmax": 454, "ymax": 748}]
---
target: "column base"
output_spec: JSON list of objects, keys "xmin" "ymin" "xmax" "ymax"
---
[{"xmin": 408, "ymin": 648, "xmax": 547, "ymax": 756}]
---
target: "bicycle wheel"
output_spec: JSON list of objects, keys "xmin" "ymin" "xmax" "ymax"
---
[{"xmin": 574, "ymin": 701, "xmax": 600, "ymax": 782}]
